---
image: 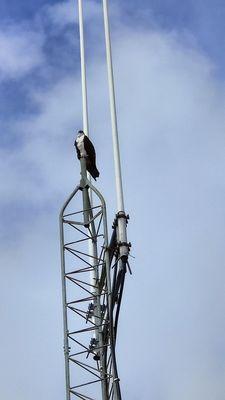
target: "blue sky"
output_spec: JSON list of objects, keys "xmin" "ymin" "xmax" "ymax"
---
[
  {"xmin": 1, "ymin": 0, "xmax": 225, "ymax": 146},
  {"xmin": 1, "ymin": 1, "xmax": 225, "ymax": 399},
  {"xmin": 1, "ymin": 0, "xmax": 225, "ymax": 133},
  {"xmin": 1, "ymin": 0, "xmax": 225, "ymax": 71}
]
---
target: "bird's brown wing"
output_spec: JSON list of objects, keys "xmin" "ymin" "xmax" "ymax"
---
[
  {"xmin": 84, "ymin": 136, "xmax": 99, "ymax": 179},
  {"xmin": 84, "ymin": 136, "xmax": 96, "ymax": 163}
]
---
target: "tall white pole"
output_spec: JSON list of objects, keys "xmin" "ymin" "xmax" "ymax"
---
[
  {"xmin": 77, "ymin": 0, "xmax": 98, "ymax": 339},
  {"xmin": 102, "ymin": 0, "xmax": 129, "ymax": 261},
  {"xmin": 102, "ymin": 0, "xmax": 125, "ymax": 213},
  {"xmin": 78, "ymin": 0, "xmax": 89, "ymax": 136}
]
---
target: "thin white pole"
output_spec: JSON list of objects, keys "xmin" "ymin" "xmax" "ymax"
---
[
  {"xmin": 77, "ymin": 0, "xmax": 93, "ymax": 207},
  {"xmin": 77, "ymin": 0, "xmax": 97, "ymax": 337},
  {"xmin": 102, "ymin": 0, "xmax": 125, "ymax": 213},
  {"xmin": 78, "ymin": 0, "xmax": 89, "ymax": 137},
  {"xmin": 102, "ymin": 0, "xmax": 128, "ymax": 262}
]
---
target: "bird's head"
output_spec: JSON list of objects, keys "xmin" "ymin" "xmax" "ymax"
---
[
  {"xmin": 74, "ymin": 130, "xmax": 84, "ymax": 147},
  {"xmin": 77, "ymin": 130, "xmax": 85, "ymax": 138}
]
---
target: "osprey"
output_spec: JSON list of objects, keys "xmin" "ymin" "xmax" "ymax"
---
[{"xmin": 75, "ymin": 130, "xmax": 100, "ymax": 180}]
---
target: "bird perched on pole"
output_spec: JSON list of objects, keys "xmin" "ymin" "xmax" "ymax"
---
[{"xmin": 75, "ymin": 130, "xmax": 100, "ymax": 180}]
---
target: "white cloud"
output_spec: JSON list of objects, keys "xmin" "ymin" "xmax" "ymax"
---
[
  {"xmin": 0, "ymin": 26, "xmax": 44, "ymax": 81},
  {"xmin": 45, "ymin": 0, "xmax": 103, "ymax": 28}
]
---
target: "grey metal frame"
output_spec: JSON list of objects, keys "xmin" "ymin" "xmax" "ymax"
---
[{"xmin": 59, "ymin": 158, "xmax": 128, "ymax": 400}]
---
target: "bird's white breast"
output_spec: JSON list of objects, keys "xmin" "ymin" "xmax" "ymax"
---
[{"xmin": 76, "ymin": 135, "xmax": 87, "ymax": 157}]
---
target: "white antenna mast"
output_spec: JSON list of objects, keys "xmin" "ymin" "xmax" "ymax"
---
[
  {"xmin": 77, "ymin": 0, "xmax": 103, "ymax": 347},
  {"xmin": 102, "ymin": 0, "xmax": 129, "ymax": 261},
  {"xmin": 78, "ymin": 0, "xmax": 89, "ymax": 136}
]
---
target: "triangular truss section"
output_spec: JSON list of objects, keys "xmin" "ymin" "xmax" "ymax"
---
[{"xmin": 60, "ymin": 179, "xmax": 130, "ymax": 400}]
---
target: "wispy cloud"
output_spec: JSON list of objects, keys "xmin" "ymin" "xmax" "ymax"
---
[
  {"xmin": 0, "ymin": 25, "xmax": 44, "ymax": 81},
  {"xmin": 44, "ymin": 0, "xmax": 103, "ymax": 28}
]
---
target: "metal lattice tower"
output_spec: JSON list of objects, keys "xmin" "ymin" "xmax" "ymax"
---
[{"xmin": 59, "ymin": 1, "xmax": 131, "ymax": 399}]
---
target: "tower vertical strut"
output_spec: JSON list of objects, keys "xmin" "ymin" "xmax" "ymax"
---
[{"xmin": 59, "ymin": 1, "xmax": 131, "ymax": 399}]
